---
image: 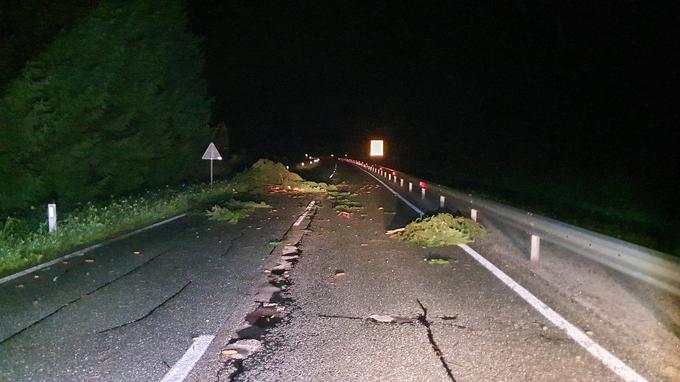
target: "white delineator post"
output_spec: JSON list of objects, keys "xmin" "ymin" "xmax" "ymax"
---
[
  {"xmin": 400, "ymin": 178, "xmax": 404, "ymax": 187},
  {"xmin": 531, "ymin": 234, "xmax": 541, "ymax": 262},
  {"xmin": 439, "ymin": 195, "xmax": 445, "ymax": 208},
  {"xmin": 409, "ymin": 182, "xmax": 413, "ymax": 192},
  {"xmin": 48, "ymin": 204, "xmax": 57, "ymax": 233},
  {"xmin": 421, "ymin": 188, "xmax": 426, "ymax": 199},
  {"xmin": 471, "ymin": 208, "xmax": 478, "ymax": 222}
]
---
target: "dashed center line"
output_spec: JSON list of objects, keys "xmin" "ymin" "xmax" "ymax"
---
[
  {"xmin": 159, "ymin": 200, "xmax": 319, "ymax": 382},
  {"xmin": 294, "ymin": 200, "xmax": 316, "ymax": 226},
  {"xmin": 160, "ymin": 335, "xmax": 215, "ymax": 382}
]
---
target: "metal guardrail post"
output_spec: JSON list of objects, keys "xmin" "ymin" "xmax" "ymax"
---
[{"xmin": 531, "ymin": 235, "xmax": 541, "ymax": 261}]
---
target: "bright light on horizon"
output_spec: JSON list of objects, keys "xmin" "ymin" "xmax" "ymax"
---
[{"xmin": 370, "ymin": 140, "xmax": 384, "ymax": 157}]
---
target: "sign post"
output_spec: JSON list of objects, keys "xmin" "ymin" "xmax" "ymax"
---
[{"xmin": 201, "ymin": 142, "xmax": 223, "ymax": 185}]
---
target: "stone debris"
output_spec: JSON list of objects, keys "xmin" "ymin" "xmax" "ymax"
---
[
  {"xmin": 222, "ymin": 339, "xmax": 262, "ymax": 359},
  {"xmin": 282, "ymin": 245, "xmax": 300, "ymax": 255},
  {"xmin": 254, "ymin": 286, "xmax": 281, "ymax": 302},
  {"xmin": 272, "ymin": 262, "xmax": 293, "ymax": 272},
  {"xmin": 367, "ymin": 314, "xmax": 414, "ymax": 324},
  {"xmin": 368, "ymin": 314, "xmax": 395, "ymax": 323}
]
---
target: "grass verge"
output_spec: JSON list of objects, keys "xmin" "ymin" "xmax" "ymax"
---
[{"xmin": 0, "ymin": 159, "xmax": 326, "ymax": 278}]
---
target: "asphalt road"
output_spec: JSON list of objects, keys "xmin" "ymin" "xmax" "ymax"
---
[
  {"xmin": 0, "ymin": 194, "xmax": 312, "ymax": 381},
  {"xmin": 1, "ymin": 160, "xmax": 678, "ymax": 382},
  {"xmin": 232, "ymin": 160, "xmax": 679, "ymax": 382}
]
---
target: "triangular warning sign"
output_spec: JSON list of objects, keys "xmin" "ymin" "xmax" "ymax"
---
[{"xmin": 202, "ymin": 142, "xmax": 223, "ymax": 160}]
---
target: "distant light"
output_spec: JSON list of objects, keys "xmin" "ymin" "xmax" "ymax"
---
[
  {"xmin": 419, "ymin": 181, "xmax": 427, "ymax": 189},
  {"xmin": 392, "ymin": 171, "xmax": 397, "ymax": 176},
  {"xmin": 305, "ymin": 154, "xmax": 309, "ymax": 157},
  {"xmin": 369, "ymin": 140, "xmax": 384, "ymax": 157},
  {"xmin": 301, "ymin": 162, "xmax": 305, "ymax": 166},
  {"xmin": 330, "ymin": 154, "xmax": 334, "ymax": 157},
  {"xmin": 286, "ymin": 165, "xmax": 289, "ymax": 170}
]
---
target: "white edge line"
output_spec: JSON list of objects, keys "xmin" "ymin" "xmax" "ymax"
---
[
  {"xmin": 355, "ymin": 166, "xmax": 425, "ymax": 217},
  {"xmin": 357, "ymin": 162, "xmax": 648, "ymax": 382},
  {"xmin": 0, "ymin": 214, "xmax": 187, "ymax": 285},
  {"xmin": 293, "ymin": 200, "xmax": 316, "ymax": 226},
  {"xmin": 458, "ymin": 244, "xmax": 647, "ymax": 382},
  {"xmin": 160, "ymin": 335, "xmax": 215, "ymax": 382}
]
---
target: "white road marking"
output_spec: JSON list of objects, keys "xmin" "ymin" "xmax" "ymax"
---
[
  {"xmin": 356, "ymin": 167, "xmax": 424, "ymax": 217},
  {"xmin": 458, "ymin": 244, "xmax": 647, "ymax": 382},
  {"xmin": 294, "ymin": 200, "xmax": 316, "ymax": 226},
  {"xmin": 357, "ymin": 163, "xmax": 648, "ymax": 382},
  {"xmin": 0, "ymin": 214, "xmax": 187, "ymax": 285},
  {"xmin": 160, "ymin": 335, "xmax": 215, "ymax": 382},
  {"xmin": 159, "ymin": 200, "xmax": 320, "ymax": 381}
]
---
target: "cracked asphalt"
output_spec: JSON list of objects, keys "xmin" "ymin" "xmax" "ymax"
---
[
  {"xmin": 1, "ymin": 159, "xmax": 677, "ymax": 381},
  {"xmin": 0, "ymin": 194, "xmax": 312, "ymax": 381},
  {"xmin": 232, "ymin": 160, "xmax": 678, "ymax": 382}
]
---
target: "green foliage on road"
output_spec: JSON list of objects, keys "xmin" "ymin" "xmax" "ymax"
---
[
  {"xmin": 0, "ymin": 0, "xmax": 212, "ymax": 213},
  {"xmin": 400, "ymin": 213, "xmax": 487, "ymax": 247},
  {"xmin": 327, "ymin": 190, "xmax": 363, "ymax": 213},
  {"xmin": 206, "ymin": 199, "xmax": 271, "ymax": 223},
  {"xmin": 0, "ymin": 159, "xmax": 319, "ymax": 277},
  {"xmin": 232, "ymin": 159, "xmax": 333, "ymax": 194}
]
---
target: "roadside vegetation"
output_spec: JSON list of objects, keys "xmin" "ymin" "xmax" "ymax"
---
[
  {"xmin": 0, "ymin": 0, "xmax": 212, "ymax": 213},
  {"xmin": 0, "ymin": 159, "xmax": 327, "ymax": 278},
  {"xmin": 398, "ymin": 213, "xmax": 487, "ymax": 247}
]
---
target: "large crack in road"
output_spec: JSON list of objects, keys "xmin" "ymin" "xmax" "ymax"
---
[
  {"xmin": 98, "ymin": 280, "xmax": 192, "ymax": 334},
  {"xmin": 0, "ymin": 248, "xmax": 172, "ymax": 344},
  {"xmin": 417, "ymin": 299, "xmax": 457, "ymax": 382}
]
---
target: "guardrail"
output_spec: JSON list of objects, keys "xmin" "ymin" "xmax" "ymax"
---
[{"xmin": 340, "ymin": 158, "xmax": 680, "ymax": 297}]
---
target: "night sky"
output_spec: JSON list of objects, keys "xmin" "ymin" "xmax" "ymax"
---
[{"xmin": 188, "ymin": 1, "xmax": 679, "ymax": 206}]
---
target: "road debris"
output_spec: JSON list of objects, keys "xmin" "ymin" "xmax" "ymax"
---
[
  {"xmin": 282, "ymin": 245, "xmax": 300, "ymax": 255},
  {"xmin": 400, "ymin": 213, "xmax": 487, "ymax": 247},
  {"xmin": 425, "ymin": 256, "xmax": 450, "ymax": 265},
  {"xmin": 222, "ymin": 339, "xmax": 263, "ymax": 360}
]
